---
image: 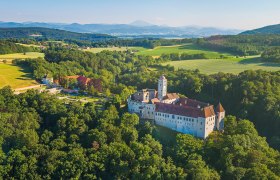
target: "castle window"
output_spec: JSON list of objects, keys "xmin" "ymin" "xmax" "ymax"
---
[{"xmin": 172, "ymin": 115, "xmax": 175, "ymax": 119}]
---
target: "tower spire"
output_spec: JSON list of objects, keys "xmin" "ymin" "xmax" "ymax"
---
[{"xmin": 158, "ymin": 75, "xmax": 167, "ymax": 101}]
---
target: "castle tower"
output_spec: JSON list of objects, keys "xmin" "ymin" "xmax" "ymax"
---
[
  {"xmin": 158, "ymin": 75, "xmax": 167, "ymax": 101},
  {"xmin": 215, "ymin": 103, "xmax": 225, "ymax": 131}
]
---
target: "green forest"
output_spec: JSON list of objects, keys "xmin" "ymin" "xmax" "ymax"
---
[
  {"xmin": 0, "ymin": 87, "xmax": 279, "ymax": 179},
  {"xmin": 0, "ymin": 34, "xmax": 280, "ymax": 179},
  {"xmin": 0, "ymin": 40, "xmax": 39, "ymax": 54},
  {"xmin": 196, "ymin": 35, "xmax": 280, "ymax": 56},
  {"xmin": 262, "ymin": 47, "xmax": 280, "ymax": 63},
  {"xmin": 0, "ymin": 27, "xmax": 114, "ymax": 41}
]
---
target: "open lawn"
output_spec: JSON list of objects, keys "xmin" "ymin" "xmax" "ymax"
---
[
  {"xmin": 135, "ymin": 43, "xmax": 232, "ymax": 58},
  {"xmin": 162, "ymin": 57, "xmax": 280, "ymax": 74},
  {"xmin": 0, "ymin": 52, "xmax": 44, "ymax": 63},
  {"xmin": 0, "ymin": 64, "xmax": 38, "ymax": 89}
]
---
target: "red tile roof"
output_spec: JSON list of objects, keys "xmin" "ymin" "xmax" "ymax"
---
[
  {"xmin": 216, "ymin": 103, "xmax": 225, "ymax": 112},
  {"xmin": 150, "ymin": 98, "xmax": 160, "ymax": 104},
  {"xmin": 89, "ymin": 79, "xmax": 102, "ymax": 92},
  {"xmin": 155, "ymin": 102, "xmax": 215, "ymax": 118},
  {"xmin": 57, "ymin": 75, "xmax": 102, "ymax": 92},
  {"xmin": 164, "ymin": 93, "xmax": 179, "ymax": 100},
  {"xmin": 178, "ymin": 98, "xmax": 209, "ymax": 108}
]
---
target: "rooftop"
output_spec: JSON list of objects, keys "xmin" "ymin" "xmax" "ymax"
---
[
  {"xmin": 156, "ymin": 102, "xmax": 216, "ymax": 118},
  {"xmin": 155, "ymin": 97, "xmax": 219, "ymax": 118}
]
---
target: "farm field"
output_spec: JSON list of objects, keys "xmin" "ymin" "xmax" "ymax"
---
[
  {"xmin": 134, "ymin": 43, "xmax": 232, "ymax": 58},
  {"xmin": 0, "ymin": 63, "xmax": 38, "ymax": 89},
  {"xmin": 161, "ymin": 57, "xmax": 280, "ymax": 74},
  {"xmin": 84, "ymin": 46, "xmax": 133, "ymax": 53},
  {"xmin": 0, "ymin": 52, "xmax": 44, "ymax": 63}
]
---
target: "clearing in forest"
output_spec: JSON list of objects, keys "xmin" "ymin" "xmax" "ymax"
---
[{"xmin": 0, "ymin": 63, "xmax": 38, "ymax": 89}]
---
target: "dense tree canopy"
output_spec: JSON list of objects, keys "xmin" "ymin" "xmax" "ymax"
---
[
  {"xmin": 0, "ymin": 40, "xmax": 39, "ymax": 54},
  {"xmin": 196, "ymin": 35, "xmax": 280, "ymax": 56},
  {"xmin": 262, "ymin": 47, "xmax": 280, "ymax": 63},
  {"xmin": 2, "ymin": 36, "xmax": 280, "ymax": 178},
  {"xmin": 0, "ymin": 87, "xmax": 279, "ymax": 179}
]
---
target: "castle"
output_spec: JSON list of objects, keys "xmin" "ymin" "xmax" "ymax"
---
[{"xmin": 127, "ymin": 75, "xmax": 225, "ymax": 139}]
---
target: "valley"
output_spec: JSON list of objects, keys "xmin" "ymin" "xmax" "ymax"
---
[{"xmin": 0, "ymin": 22, "xmax": 280, "ymax": 179}]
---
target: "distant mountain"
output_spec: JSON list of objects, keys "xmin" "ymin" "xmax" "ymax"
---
[
  {"xmin": 0, "ymin": 27, "xmax": 114, "ymax": 41},
  {"xmin": 0, "ymin": 21, "xmax": 242, "ymax": 38},
  {"xmin": 241, "ymin": 24, "xmax": 280, "ymax": 35},
  {"xmin": 130, "ymin": 20, "xmax": 154, "ymax": 27}
]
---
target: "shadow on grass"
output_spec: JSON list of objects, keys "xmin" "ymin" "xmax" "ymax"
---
[
  {"xmin": 178, "ymin": 43, "xmax": 231, "ymax": 54},
  {"xmin": 11, "ymin": 64, "xmax": 35, "ymax": 81},
  {"xmin": 238, "ymin": 57, "xmax": 280, "ymax": 67}
]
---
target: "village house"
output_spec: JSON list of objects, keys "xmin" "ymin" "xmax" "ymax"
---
[
  {"xmin": 56, "ymin": 75, "xmax": 102, "ymax": 92},
  {"xmin": 42, "ymin": 75, "xmax": 53, "ymax": 87},
  {"xmin": 127, "ymin": 75, "xmax": 225, "ymax": 139}
]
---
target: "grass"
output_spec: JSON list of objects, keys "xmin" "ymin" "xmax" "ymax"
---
[
  {"xmin": 0, "ymin": 52, "xmax": 44, "ymax": 63},
  {"xmin": 84, "ymin": 46, "xmax": 133, "ymax": 53},
  {"xmin": 16, "ymin": 43, "xmax": 41, "ymax": 48},
  {"xmin": 162, "ymin": 56, "xmax": 280, "ymax": 74},
  {"xmin": 0, "ymin": 64, "xmax": 38, "ymax": 89},
  {"xmin": 135, "ymin": 43, "xmax": 232, "ymax": 58}
]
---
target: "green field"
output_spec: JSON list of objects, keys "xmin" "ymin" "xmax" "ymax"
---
[
  {"xmin": 135, "ymin": 43, "xmax": 231, "ymax": 58},
  {"xmin": 0, "ymin": 52, "xmax": 44, "ymax": 63},
  {"xmin": 16, "ymin": 43, "xmax": 41, "ymax": 48},
  {"xmin": 162, "ymin": 57, "xmax": 280, "ymax": 74},
  {"xmin": 0, "ymin": 64, "xmax": 38, "ymax": 89},
  {"xmin": 84, "ymin": 46, "xmax": 133, "ymax": 53}
]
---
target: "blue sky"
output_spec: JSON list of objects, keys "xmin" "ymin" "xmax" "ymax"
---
[{"xmin": 0, "ymin": 0, "xmax": 279, "ymax": 30}]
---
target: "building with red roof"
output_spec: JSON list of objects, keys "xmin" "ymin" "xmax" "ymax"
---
[
  {"xmin": 58, "ymin": 75, "xmax": 102, "ymax": 92},
  {"xmin": 127, "ymin": 75, "xmax": 225, "ymax": 139}
]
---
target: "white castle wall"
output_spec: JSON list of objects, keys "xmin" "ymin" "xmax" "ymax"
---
[
  {"xmin": 127, "ymin": 75, "xmax": 225, "ymax": 139},
  {"xmin": 154, "ymin": 112, "xmax": 213, "ymax": 139}
]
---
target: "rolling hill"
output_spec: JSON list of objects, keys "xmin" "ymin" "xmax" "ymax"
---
[
  {"xmin": 241, "ymin": 24, "xmax": 280, "ymax": 34},
  {"xmin": 0, "ymin": 27, "xmax": 114, "ymax": 41},
  {"xmin": 0, "ymin": 21, "xmax": 242, "ymax": 37}
]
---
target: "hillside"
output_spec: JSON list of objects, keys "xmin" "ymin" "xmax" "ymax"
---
[
  {"xmin": 241, "ymin": 24, "xmax": 280, "ymax": 34},
  {"xmin": 0, "ymin": 40, "xmax": 39, "ymax": 54},
  {"xmin": 0, "ymin": 21, "xmax": 242, "ymax": 37},
  {"xmin": 0, "ymin": 27, "xmax": 114, "ymax": 41}
]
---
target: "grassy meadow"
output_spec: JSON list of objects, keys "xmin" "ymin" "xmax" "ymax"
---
[
  {"xmin": 0, "ymin": 52, "xmax": 44, "ymax": 63},
  {"xmin": 134, "ymin": 43, "xmax": 231, "ymax": 58},
  {"xmin": 162, "ymin": 56, "xmax": 280, "ymax": 74},
  {"xmin": 84, "ymin": 46, "xmax": 133, "ymax": 53},
  {"xmin": 15, "ymin": 43, "xmax": 41, "ymax": 48},
  {"xmin": 130, "ymin": 43, "xmax": 280, "ymax": 74},
  {"xmin": 0, "ymin": 63, "xmax": 38, "ymax": 89}
]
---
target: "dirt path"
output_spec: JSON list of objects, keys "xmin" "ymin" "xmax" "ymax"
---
[{"xmin": 14, "ymin": 85, "xmax": 44, "ymax": 94}]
